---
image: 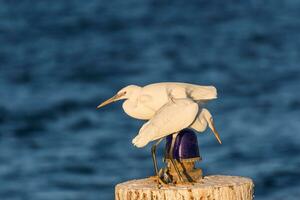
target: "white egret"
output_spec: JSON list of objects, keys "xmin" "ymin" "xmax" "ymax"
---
[{"xmin": 97, "ymin": 82, "xmax": 221, "ymax": 183}]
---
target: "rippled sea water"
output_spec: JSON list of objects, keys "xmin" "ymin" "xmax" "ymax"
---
[{"xmin": 0, "ymin": 1, "xmax": 300, "ymax": 199}]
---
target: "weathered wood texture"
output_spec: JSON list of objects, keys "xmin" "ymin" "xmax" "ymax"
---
[{"xmin": 115, "ymin": 175, "xmax": 254, "ymax": 200}]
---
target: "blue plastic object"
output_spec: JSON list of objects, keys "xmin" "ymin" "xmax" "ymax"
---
[{"xmin": 165, "ymin": 129, "xmax": 201, "ymax": 161}]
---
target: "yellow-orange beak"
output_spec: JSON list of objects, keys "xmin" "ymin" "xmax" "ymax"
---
[
  {"xmin": 210, "ymin": 118, "xmax": 222, "ymax": 144},
  {"xmin": 96, "ymin": 92, "xmax": 126, "ymax": 109}
]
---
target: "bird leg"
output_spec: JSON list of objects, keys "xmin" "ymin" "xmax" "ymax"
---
[
  {"xmin": 151, "ymin": 138, "xmax": 166, "ymax": 185},
  {"xmin": 151, "ymin": 138, "xmax": 163, "ymax": 175},
  {"xmin": 169, "ymin": 132, "xmax": 184, "ymax": 183}
]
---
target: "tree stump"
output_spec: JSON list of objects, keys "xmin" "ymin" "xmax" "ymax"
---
[{"xmin": 115, "ymin": 175, "xmax": 254, "ymax": 200}]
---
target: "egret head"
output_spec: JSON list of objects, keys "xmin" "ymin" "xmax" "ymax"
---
[{"xmin": 96, "ymin": 85, "xmax": 141, "ymax": 109}]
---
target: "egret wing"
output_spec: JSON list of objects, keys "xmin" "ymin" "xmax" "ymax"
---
[
  {"xmin": 132, "ymin": 98, "xmax": 199, "ymax": 148},
  {"xmin": 187, "ymin": 85, "xmax": 217, "ymax": 101}
]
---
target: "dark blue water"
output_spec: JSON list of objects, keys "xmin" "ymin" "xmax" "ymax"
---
[{"xmin": 0, "ymin": 1, "xmax": 300, "ymax": 199}]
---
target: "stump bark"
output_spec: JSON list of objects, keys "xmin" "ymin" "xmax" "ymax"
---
[{"xmin": 115, "ymin": 175, "xmax": 254, "ymax": 200}]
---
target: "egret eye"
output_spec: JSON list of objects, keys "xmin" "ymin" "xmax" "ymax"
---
[{"xmin": 118, "ymin": 91, "xmax": 126, "ymax": 95}]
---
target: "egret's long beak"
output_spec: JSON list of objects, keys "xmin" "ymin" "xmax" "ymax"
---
[
  {"xmin": 96, "ymin": 92, "xmax": 126, "ymax": 109},
  {"xmin": 209, "ymin": 118, "xmax": 222, "ymax": 144}
]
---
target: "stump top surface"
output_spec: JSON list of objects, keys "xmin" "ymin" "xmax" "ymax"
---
[{"xmin": 116, "ymin": 175, "xmax": 253, "ymax": 191}]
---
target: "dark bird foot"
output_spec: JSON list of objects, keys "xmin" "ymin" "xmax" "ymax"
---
[{"xmin": 150, "ymin": 176, "xmax": 168, "ymax": 188}]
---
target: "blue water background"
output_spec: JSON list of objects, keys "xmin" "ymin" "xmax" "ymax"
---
[{"xmin": 0, "ymin": 1, "xmax": 300, "ymax": 199}]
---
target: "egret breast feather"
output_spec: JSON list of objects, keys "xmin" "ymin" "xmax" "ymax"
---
[
  {"xmin": 132, "ymin": 98, "xmax": 199, "ymax": 148},
  {"xmin": 122, "ymin": 96, "xmax": 156, "ymax": 120}
]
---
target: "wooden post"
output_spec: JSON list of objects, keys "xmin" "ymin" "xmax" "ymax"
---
[{"xmin": 115, "ymin": 175, "xmax": 254, "ymax": 200}]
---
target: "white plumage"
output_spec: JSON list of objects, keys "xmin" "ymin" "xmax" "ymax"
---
[
  {"xmin": 121, "ymin": 82, "xmax": 216, "ymax": 120},
  {"xmin": 97, "ymin": 82, "xmax": 221, "ymax": 147},
  {"xmin": 132, "ymin": 98, "xmax": 199, "ymax": 147}
]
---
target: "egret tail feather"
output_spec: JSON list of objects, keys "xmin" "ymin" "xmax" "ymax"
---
[{"xmin": 132, "ymin": 135, "xmax": 150, "ymax": 148}]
